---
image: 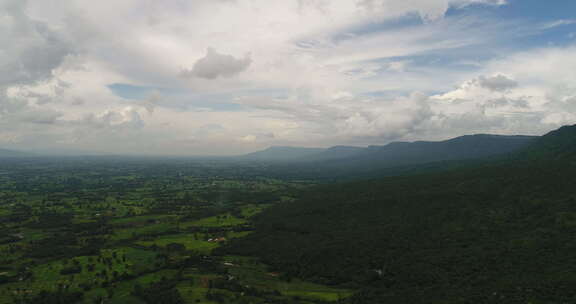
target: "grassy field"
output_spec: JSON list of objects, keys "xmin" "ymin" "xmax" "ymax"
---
[
  {"xmin": 0, "ymin": 205, "xmax": 351, "ymax": 304},
  {"xmin": 0, "ymin": 246, "xmax": 161, "ymax": 304},
  {"xmin": 82, "ymin": 269, "xmax": 180, "ymax": 304},
  {"xmin": 225, "ymin": 257, "xmax": 353, "ymax": 302},
  {"xmin": 111, "ymin": 222, "xmax": 177, "ymax": 241},
  {"xmin": 136, "ymin": 233, "xmax": 218, "ymax": 254},
  {"xmin": 0, "ymin": 167, "xmax": 343, "ymax": 304},
  {"xmin": 180, "ymin": 204, "xmax": 268, "ymax": 229},
  {"xmin": 182, "ymin": 214, "xmax": 246, "ymax": 228},
  {"xmin": 135, "ymin": 231, "xmax": 251, "ymax": 254},
  {"xmin": 110, "ymin": 215, "xmax": 176, "ymax": 226}
]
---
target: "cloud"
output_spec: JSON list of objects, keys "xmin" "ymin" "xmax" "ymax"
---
[
  {"xmin": 235, "ymin": 42, "xmax": 576, "ymax": 146},
  {"xmin": 0, "ymin": 0, "xmax": 76, "ymax": 144},
  {"xmin": 428, "ymin": 46, "xmax": 576, "ymax": 138},
  {"xmin": 542, "ymin": 19, "xmax": 576, "ymax": 30},
  {"xmin": 0, "ymin": 87, "xmax": 63, "ymax": 127},
  {"xmin": 181, "ymin": 48, "xmax": 252, "ymax": 79},
  {"xmin": 357, "ymin": 0, "xmax": 507, "ymax": 23},
  {"xmin": 238, "ymin": 134, "xmax": 257, "ymax": 143},
  {"xmin": 79, "ymin": 107, "xmax": 145, "ymax": 130},
  {"xmin": 0, "ymin": 0, "xmax": 73, "ymax": 87},
  {"xmin": 236, "ymin": 90, "xmax": 434, "ymax": 143},
  {"xmin": 195, "ymin": 124, "xmax": 226, "ymax": 137},
  {"xmin": 356, "ymin": 0, "xmax": 449, "ymax": 23},
  {"xmin": 12, "ymin": 109, "xmax": 63, "ymax": 125},
  {"xmin": 485, "ymin": 97, "xmax": 529, "ymax": 108},
  {"xmin": 474, "ymin": 74, "xmax": 518, "ymax": 92},
  {"xmin": 237, "ymin": 132, "xmax": 275, "ymax": 143},
  {"xmin": 4, "ymin": 0, "xmax": 576, "ymax": 155}
]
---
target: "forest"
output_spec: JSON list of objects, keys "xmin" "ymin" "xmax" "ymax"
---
[{"xmin": 222, "ymin": 125, "xmax": 576, "ymax": 303}]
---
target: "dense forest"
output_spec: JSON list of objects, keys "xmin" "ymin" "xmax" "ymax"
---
[{"xmin": 222, "ymin": 125, "xmax": 576, "ymax": 303}]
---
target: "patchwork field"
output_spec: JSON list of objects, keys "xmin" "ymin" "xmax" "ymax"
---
[{"xmin": 0, "ymin": 158, "xmax": 344, "ymax": 304}]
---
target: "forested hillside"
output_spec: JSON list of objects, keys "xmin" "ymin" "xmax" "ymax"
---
[{"xmin": 222, "ymin": 125, "xmax": 576, "ymax": 303}]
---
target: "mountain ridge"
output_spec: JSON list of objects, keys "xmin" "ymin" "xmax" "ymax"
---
[{"xmin": 240, "ymin": 133, "xmax": 539, "ymax": 169}]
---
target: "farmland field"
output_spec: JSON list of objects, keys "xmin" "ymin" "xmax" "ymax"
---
[{"xmin": 0, "ymin": 157, "xmax": 348, "ymax": 304}]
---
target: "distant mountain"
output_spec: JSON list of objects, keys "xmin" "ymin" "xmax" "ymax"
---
[
  {"xmin": 240, "ymin": 134, "xmax": 538, "ymax": 169},
  {"xmin": 329, "ymin": 134, "xmax": 538, "ymax": 170},
  {"xmin": 0, "ymin": 148, "xmax": 30, "ymax": 157},
  {"xmin": 239, "ymin": 146, "xmax": 325, "ymax": 161},
  {"xmin": 306, "ymin": 145, "xmax": 365, "ymax": 161}
]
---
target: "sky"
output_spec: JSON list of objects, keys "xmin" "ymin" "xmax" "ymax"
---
[{"xmin": 1, "ymin": 0, "xmax": 576, "ymax": 155}]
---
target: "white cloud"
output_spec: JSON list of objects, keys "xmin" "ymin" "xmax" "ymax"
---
[
  {"xmin": 80, "ymin": 107, "xmax": 145, "ymax": 130},
  {"xmin": 181, "ymin": 48, "xmax": 252, "ymax": 79},
  {"xmin": 474, "ymin": 74, "xmax": 518, "ymax": 92},
  {"xmin": 0, "ymin": 0, "xmax": 73, "ymax": 87},
  {"xmin": 235, "ymin": 90, "xmax": 434, "ymax": 143},
  {"xmin": 542, "ymin": 19, "xmax": 576, "ymax": 30},
  {"xmin": 429, "ymin": 46, "xmax": 576, "ymax": 137}
]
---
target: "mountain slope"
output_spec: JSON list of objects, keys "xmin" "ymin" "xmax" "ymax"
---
[
  {"xmin": 523, "ymin": 124, "xmax": 576, "ymax": 159},
  {"xmin": 222, "ymin": 125, "xmax": 576, "ymax": 303},
  {"xmin": 305, "ymin": 145, "xmax": 365, "ymax": 161},
  {"xmin": 321, "ymin": 134, "xmax": 537, "ymax": 170}
]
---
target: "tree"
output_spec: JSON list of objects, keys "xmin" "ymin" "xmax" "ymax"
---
[{"xmin": 166, "ymin": 243, "xmax": 186, "ymax": 253}]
